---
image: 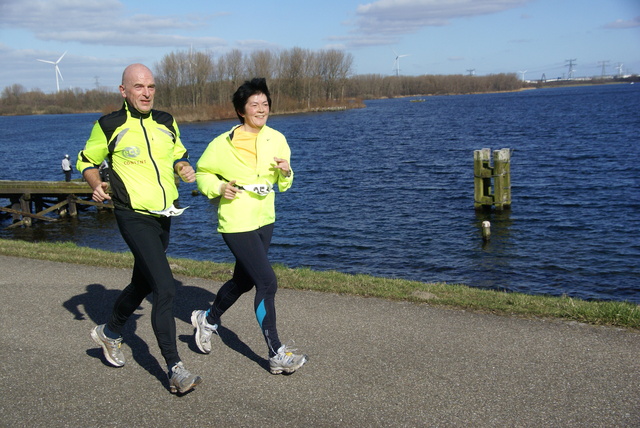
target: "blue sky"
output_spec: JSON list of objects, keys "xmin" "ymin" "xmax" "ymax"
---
[{"xmin": 1, "ymin": 0, "xmax": 638, "ymax": 93}]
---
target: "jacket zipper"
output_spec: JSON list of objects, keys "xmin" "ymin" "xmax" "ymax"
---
[{"xmin": 140, "ymin": 115, "xmax": 167, "ymax": 209}]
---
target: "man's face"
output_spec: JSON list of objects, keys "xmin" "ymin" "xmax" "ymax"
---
[{"xmin": 119, "ymin": 66, "xmax": 155, "ymax": 114}]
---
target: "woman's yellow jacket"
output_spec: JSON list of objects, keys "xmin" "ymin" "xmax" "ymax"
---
[{"xmin": 196, "ymin": 125, "xmax": 293, "ymax": 233}]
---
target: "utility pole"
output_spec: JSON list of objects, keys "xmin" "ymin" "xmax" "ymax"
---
[
  {"xmin": 565, "ymin": 59, "xmax": 577, "ymax": 79},
  {"xmin": 598, "ymin": 60, "xmax": 610, "ymax": 78}
]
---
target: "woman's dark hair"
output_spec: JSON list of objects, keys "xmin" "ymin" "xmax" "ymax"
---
[{"xmin": 232, "ymin": 78, "xmax": 272, "ymax": 123}]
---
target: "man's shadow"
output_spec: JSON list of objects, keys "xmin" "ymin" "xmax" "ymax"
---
[
  {"xmin": 63, "ymin": 280, "xmax": 270, "ymax": 390},
  {"xmin": 173, "ymin": 280, "xmax": 269, "ymax": 371},
  {"xmin": 63, "ymin": 283, "xmax": 169, "ymax": 390}
]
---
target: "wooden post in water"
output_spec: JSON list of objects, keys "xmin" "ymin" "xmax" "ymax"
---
[
  {"xmin": 20, "ymin": 194, "xmax": 32, "ymax": 227},
  {"xmin": 474, "ymin": 148, "xmax": 511, "ymax": 211},
  {"xmin": 474, "ymin": 148, "xmax": 493, "ymax": 209},
  {"xmin": 492, "ymin": 148, "xmax": 511, "ymax": 210},
  {"xmin": 67, "ymin": 194, "xmax": 78, "ymax": 217}
]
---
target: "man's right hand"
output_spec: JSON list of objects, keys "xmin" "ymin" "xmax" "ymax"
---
[{"xmin": 92, "ymin": 182, "xmax": 111, "ymax": 202}]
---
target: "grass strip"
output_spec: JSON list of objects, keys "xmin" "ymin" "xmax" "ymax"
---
[{"xmin": 1, "ymin": 238, "xmax": 637, "ymax": 330}]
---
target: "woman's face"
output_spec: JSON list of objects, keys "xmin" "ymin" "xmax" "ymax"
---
[{"xmin": 240, "ymin": 93, "xmax": 269, "ymax": 132}]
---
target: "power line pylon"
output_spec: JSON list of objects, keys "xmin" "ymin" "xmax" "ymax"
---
[{"xmin": 565, "ymin": 59, "xmax": 577, "ymax": 79}]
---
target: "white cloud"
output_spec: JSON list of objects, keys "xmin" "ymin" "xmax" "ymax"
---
[
  {"xmin": 353, "ymin": 0, "xmax": 532, "ymax": 35},
  {"xmin": 603, "ymin": 16, "xmax": 640, "ymax": 29},
  {"xmin": 0, "ymin": 0, "xmax": 223, "ymax": 49}
]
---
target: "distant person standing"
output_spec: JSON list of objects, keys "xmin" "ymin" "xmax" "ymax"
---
[
  {"xmin": 77, "ymin": 63, "xmax": 202, "ymax": 394},
  {"xmin": 61, "ymin": 154, "xmax": 73, "ymax": 182}
]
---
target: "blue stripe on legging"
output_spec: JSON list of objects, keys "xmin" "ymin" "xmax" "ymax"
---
[{"xmin": 256, "ymin": 299, "xmax": 266, "ymax": 329}]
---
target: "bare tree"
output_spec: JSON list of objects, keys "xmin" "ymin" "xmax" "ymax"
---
[
  {"xmin": 246, "ymin": 49, "xmax": 275, "ymax": 80},
  {"xmin": 224, "ymin": 49, "xmax": 246, "ymax": 86},
  {"xmin": 276, "ymin": 47, "xmax": 309, "ymax": 106},
  {"xmin": 155, "ymin": 52, "xmax": 182, "ymax": 106},
  {"xmin": 318, "ymin": 49, "xmax": 353, "ymax": 100},
  {"xmin": 186, "ymin": 50, "xmax": 214, "ymax": 108}
]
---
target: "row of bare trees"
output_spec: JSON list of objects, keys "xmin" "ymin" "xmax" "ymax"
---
[
  {"xmin": 153, "ymin": 47, "xmax": 355, "ymax": 116},
  {"xmin": 346, "ymin": 73, "xmax": 523, "ymax": 99},
  {"xmin": 0, "ymin": 85, "xmax": 121, "ymax": 116},
  {"xmin": 1, "ymin": 46, "xmax": 528, "ymax": 118}
]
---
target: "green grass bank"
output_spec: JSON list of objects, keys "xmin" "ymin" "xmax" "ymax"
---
[{"xmin": 1, "ymin": 238, "xmax": 637, "ymax": 330}]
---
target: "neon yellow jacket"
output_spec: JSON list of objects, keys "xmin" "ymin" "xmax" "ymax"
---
[
  {"xmin": 196, "ymin": 125, "xmax": 293, "ymax": 233},
  {"xmin": 77, "ymin": 101, "xmax": 189, "ymax": 213}
]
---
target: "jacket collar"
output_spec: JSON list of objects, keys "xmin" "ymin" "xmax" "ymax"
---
[
  {"xmin": 123, "ymin": 100, "xmax": 151, "ymax": 119},
  {"xmin": 228, "ymin": 124, "xmax": 268, "ymax": 141}
]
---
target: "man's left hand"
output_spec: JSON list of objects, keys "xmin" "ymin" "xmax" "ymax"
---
[{"xmin": 177, "ymin": 163, "xmax": 196, "ymax": 183}]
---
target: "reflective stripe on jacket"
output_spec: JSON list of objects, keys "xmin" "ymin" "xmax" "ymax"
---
[{"xmin": 77, "ymin": 101, "xmax": 189, "ymax": 212}]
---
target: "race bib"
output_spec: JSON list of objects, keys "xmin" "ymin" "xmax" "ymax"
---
[
  {"xmin": 241, "ymin": 183, "xmax": 274, "ymax": 196},
  {"xmin": 149, "ymin": 204, "xmax": 189, "ymax": 217}
]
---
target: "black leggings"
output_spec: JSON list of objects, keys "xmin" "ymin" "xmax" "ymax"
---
[
  {"xmin": 208, "ymin": 223, "xmax": 282, "ymax": 356},
  {"xmin": 108, "ymin": 209, "xmax": 180, "ymax": 368}
]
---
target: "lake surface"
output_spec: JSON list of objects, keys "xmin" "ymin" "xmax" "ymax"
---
[{"xmin": 1, "ymin": 84, "xmax": 639, "ymax": 303}]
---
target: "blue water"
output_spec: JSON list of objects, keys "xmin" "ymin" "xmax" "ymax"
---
[{"xmin": 1, "ymin": 84, "xmax": 639, "ymax": 303}]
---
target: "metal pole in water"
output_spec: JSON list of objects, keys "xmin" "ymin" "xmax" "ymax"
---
[{"xmin": 482, "ymin": 220, "xmax": 491, "ymax": 241}]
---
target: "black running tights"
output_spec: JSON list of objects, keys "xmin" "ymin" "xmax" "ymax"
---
[
  {"xmin": 209, "ymin": 223, "xmax": 282, "ymax": 356},
  {"xmin": 108, "ymin": 209, "xmax": 180, "ymax": 368}
]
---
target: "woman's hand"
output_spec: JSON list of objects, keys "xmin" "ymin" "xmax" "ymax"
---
[
  {"xmin": 273, "ymin": 157, "xmax": 291, "ymax": 177},
  {"xmin": 220, "ymin": 180, "xmax": 242, "ymax": 200}
]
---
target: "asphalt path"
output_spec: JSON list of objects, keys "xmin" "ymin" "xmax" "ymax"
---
[{"xmin": 0, "ymin": 255, "xmax": 638, "ymax": 427}]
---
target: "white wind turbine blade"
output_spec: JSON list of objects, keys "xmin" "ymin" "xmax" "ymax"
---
[
  {"xmin": 56, "ymin": 51, "xmax": 66, "ymax": 83},
  {"xmin": 56, "ymin": 51, "xmax": 67, "ymax": 64},
  {"xmin": 392, "ymin": 52, "xmax": 409, "ymax": 76},
  {"xmin": 37, "ymin": 59, "xmax": 55, "ymax": 65},
  {"xmin": 391, "ymin": 49, "xmax": 399, "ymax": 69}
]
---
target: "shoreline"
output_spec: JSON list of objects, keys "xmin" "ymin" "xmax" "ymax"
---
[
  {"xmin": 1, "ymin": 238, "xmax": 637, "ymax": 329},
  {"xmin": 2, "ymin": 81, "xmax": 633, "ymax": 122}
]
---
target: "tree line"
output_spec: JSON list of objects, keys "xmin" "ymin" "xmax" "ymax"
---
[
  {"xmin": 152, "ymin": 47, "xmax": 357, "ymax": 121},
  {"xmin": 1, "ymin": 47, "xmax": 525, "ymax": 121}
]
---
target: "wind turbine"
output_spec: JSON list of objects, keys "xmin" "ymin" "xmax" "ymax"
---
[
  {"xmin": 518, "ymin": 70, "xmax": 527, "ymax": 82},
  {"xmin": 37, "ymin": 51, "xmax": 67, "ymax": 92},
  {"xmin": 392, "ymin": 50, "xmax": 409, "ymax": 77}
]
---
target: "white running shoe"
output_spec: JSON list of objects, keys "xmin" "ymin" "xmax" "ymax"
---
[
  {"xmin": 90, "ymin": 324, "xmax": 125, "ymax": 367},
  {"xmin": 169, "ymin": 362, "xmax": 202, "ymax": 394},
  {"xmin": 269, "ymin": 344, "xmax": 308, "ymax": 375},
  {"xmin": 191, "ymin": 310, "xmax": 218, "ymax": 354}
]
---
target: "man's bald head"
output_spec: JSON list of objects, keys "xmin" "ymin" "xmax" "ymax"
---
[
  {"xmin": 119, "ymin": 64, "xmax": 156, "ymax": 114},
  {"xmin": 121, "ymin": 63, "xmax": 153, "ymax": 86}
]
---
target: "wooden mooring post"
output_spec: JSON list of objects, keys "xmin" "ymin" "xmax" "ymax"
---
[{"xmin": 474, "ymin": 148, "xmax": 512, "ymax": 211}]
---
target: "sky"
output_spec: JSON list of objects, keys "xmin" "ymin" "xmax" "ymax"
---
[{"xmin": 1, "ymin": 0, "xmax": 639, "ymax": 94}]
